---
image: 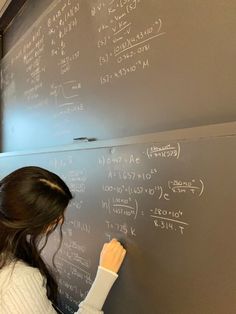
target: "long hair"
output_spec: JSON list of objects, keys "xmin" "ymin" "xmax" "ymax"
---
[{"xmin": 0, "ymin": 166, "xmax": 73, "ymax": 305}]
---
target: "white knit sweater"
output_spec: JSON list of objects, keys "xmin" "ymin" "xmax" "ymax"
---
[{"xmin": 0, "ymin": 260, "xmax": 118, "ymax": 314}]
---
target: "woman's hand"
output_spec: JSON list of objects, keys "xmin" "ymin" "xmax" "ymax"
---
[{"xmin": 99, "ymin": 239, "xmax": 126, "ymax": 273}]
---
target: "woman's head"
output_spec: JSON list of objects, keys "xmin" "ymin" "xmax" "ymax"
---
[
  {"xmin": 0, "ymin": 166, "xmax": 72, "ymax": 234},
  {"xmin": 0, "ymin": 166, "xmax": 73, "ymax": 304}
]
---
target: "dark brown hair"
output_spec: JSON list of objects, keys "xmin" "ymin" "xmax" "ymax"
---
[{"xmin": 0, "ymin": 166, "xmax": 73, "ymax": 305}]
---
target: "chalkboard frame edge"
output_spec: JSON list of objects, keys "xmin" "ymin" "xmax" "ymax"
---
[{"xmin": 0, "ymin": 121, "xmax": 235, "ymax": 158}]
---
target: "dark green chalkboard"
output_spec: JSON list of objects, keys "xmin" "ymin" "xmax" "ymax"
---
[
  {"xmin": 0, "ymin": 124, "xmax": 235, "ymax": 314},
  {"xmin": 1, "ymin": 0, "xmax": 236, "ymax": 151}
]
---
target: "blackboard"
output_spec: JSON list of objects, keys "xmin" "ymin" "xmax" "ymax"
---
[
  {"xmin": 1, "ymin": 0, "xmax": 236, "ymax": 151},
  {"xmin": 0, "ymin": 124, "xmax": 236, "ymax": 314}
]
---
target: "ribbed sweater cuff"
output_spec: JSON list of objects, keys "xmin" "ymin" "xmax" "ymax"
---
[{"xmin": 80, "ymin": 266, "xmax": 118, "ymax": 310}]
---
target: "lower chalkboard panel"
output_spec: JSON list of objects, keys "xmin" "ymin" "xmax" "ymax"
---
[{"xmin": 0, "ymin": 130, "xmax": 235, "ymax": 314}]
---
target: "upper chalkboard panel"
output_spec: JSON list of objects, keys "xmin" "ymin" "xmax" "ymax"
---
[{"xmin": 1, "ymin": 0, "xmax": 236, "ymax": 151}]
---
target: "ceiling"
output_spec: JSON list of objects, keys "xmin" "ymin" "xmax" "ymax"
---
[
  {"xmin": 0, "ymin": 0, "xmax": 27, "ymax": 33},
  {"xmin": 0, "ymin": 0, "xmax": 11, "ymax": 18}
]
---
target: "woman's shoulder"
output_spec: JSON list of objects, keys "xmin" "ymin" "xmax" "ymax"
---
[{"xmin": 0, "ymin": 259, "xmax": 43, "ymax": 291}]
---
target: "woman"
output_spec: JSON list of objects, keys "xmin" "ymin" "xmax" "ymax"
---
[{"xmin": 0, "ymin": 166, "xmax": 126, "ymax": 313}]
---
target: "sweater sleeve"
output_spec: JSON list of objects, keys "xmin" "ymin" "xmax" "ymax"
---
[
  {"xmin": 1, "ymin": 268, "xmax": 57, "ymax": 314},
  {"xmin": 75, "ymin": 267, "xmax": 118, "ymax": 314},
  {"xmin": 1, "ymin": 264, "xmax": 118, "ymax": 314}
]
